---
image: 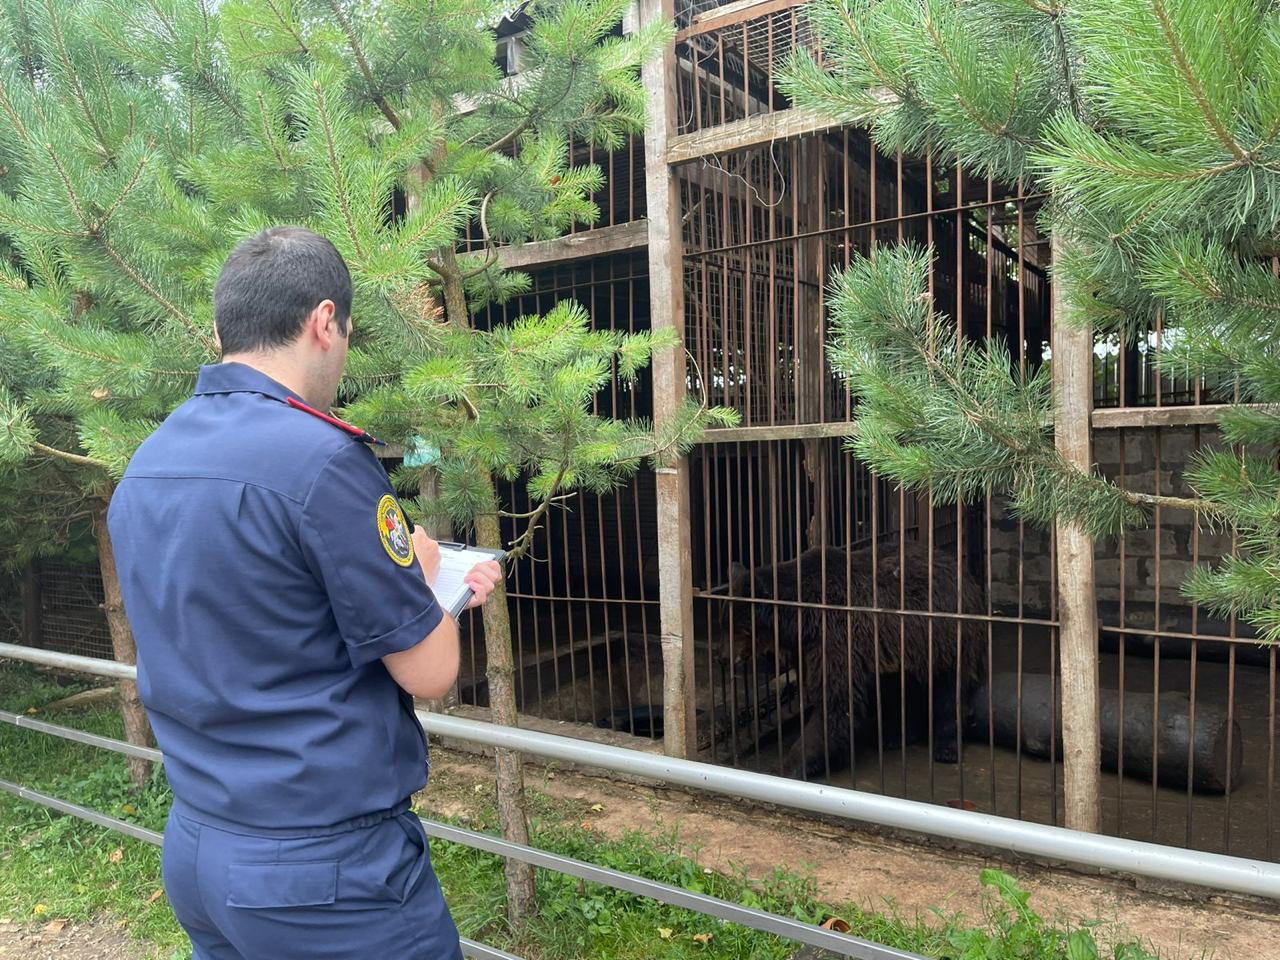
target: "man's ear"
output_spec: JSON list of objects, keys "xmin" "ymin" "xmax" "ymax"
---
[{"xmin": 309, "ymin": 299, "xmax": 339, "ymax": 349}]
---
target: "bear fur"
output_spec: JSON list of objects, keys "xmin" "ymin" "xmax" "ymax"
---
[{"xmin": 723, "ymin": 540, "xmax": 987, "ymax": 779}]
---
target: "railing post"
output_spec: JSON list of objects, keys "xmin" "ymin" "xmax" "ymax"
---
[
  {"xmin": 1051, "ymin": 233, "xmax": 1102, "ymax": 833},
  {"xmin": 640, "ymin": 0, "xmax": 696, "ymax": 758}
]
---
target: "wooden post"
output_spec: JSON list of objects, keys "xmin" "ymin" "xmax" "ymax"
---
[
  {"xmin": 474, "ymin": 494, "xmax": 536, "ymax": 924},
  {"xmin": 90, "ymin": 491, "xmax": 155, "ymax": 788},
  {"xmin": 21, "ymin": 560, "xmax": 41, "ymax": 649},
  {"xmin": 641, "ymin": 0, "xmax": 696, "ymax": 758},
  {"xmin": 1051, "ymin": 233, "xmax": 1102, "ymax": 832}
]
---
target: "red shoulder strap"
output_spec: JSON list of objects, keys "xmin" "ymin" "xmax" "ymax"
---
[{"xmin": 285, "ymin": 397, "xmax": 384, "ymax": 445}]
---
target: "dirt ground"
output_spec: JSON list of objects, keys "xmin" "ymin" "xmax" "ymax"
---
[
  {"xmin": 0, "ymin": 918, "xmax": 155, "ymax": 959},
  {"xmin": 421, "ymin": 746, "xmax": 1280, "ymax": 960}
]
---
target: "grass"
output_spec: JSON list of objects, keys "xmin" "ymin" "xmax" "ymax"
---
[{"xmin": 0, "ymin": 663, "xmax": 1164, "ymax": 960}]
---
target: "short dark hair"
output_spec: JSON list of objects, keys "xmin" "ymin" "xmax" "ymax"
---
[{"xmin": 213, "ymin": 226, "xmax": 353, "ymax": 354}]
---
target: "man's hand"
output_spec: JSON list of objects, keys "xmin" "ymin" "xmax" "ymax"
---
[
  {"xmin": 413, "ymin": 528, "xmax": 441, "ymax": 587},
  {"xmin": 463, "ymin": 560, "xmax": 503, "ymax": 609}
]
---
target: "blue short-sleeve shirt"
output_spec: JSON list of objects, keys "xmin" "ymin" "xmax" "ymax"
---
[{"xmin": 107, "ymin": 362, "xmax": 444, "ymax": 831}]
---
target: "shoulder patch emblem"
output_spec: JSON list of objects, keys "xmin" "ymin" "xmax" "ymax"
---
[{"xmin": 376, "ymin": 494, "xmax": 415, "ymax": 567}]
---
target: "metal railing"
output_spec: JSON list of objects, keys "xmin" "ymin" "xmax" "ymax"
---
[
  {"xmin": 5, "ymin": 643, "xmax": 1280, "ymax": 960},
  {"xmin": 0, "ymin": 643, "xmax": 926, "ymax": 960}
]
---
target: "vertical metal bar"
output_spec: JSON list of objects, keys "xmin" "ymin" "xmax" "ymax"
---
[
  {"xmin": 1049, "ymin": 478, "xmax": 1059, "ymax": 827},
  {"xmin": 769, "ymin": 443, "xmax": 784, "ymax": 768},
  {"xmin": 727, "ymin": 156, "xmax": 737, "ymax": 414},
  {"xmin": 1269, "ymin": 645, "xmax": 1276, "ymax": 860},
  {"xmin": 745, "ymin": 156, "xmax": 756, "ymax": 422},
  {"xmin": 925, "ymin": 151, "xmax": 937, "ymax": 802},
  {"xmin": 866, "ymin": 134, "xmax": 883, "ymax": 794},
  {"xmin": 746, "ymin": 441, "xmax": 762, "ymax": 770},
  {"xmin": 794, "ymin": 445, "xmax": 809, "ymax": 777},
  {"xmin": 1015, "ymin": 185, "xmax": 1027, "ymax": 822},
  {"xmin": 1117, "ymin": 428, "xmax": 1128, "ymax": 832},
  {"xmin": 896, "ymin": 148, "xmax": 907, "ymax": 795},
  {"xmin": 1225, "ymin": 644, "xmax": 1237, "ymax": 851},
  {"xmin": 954, "ymin": 162, "xmax": 966, "ymax": 800},
  {"xmin": 1152, "ymin": 428, "xmax": 1163, "ymax": 840},
  {"xmin": 1187, "ymin": 425, "xmax": 1202, "ymax": 846},
  {"xmin": 769, "ymin": 170, "xmax": 778, "ymax": 426},
  {"xmin": 704, "ymin": 442, "xmax": 718, "ymax": 760},
  {"xmin": 720, "ymin": 444, "xmax": 739, "ymax": 764},
  {"xmin": 629, "ymin": 270, "xmax": 656, "ymax": 729},
  {"xmin": 717, "ymin": 32, "xmax": 726, "ymax": 128}
]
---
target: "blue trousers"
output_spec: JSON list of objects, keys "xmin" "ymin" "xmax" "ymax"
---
[{"xmin": 163, "ymin": 803, "xmax": 463, "ymax": 960}]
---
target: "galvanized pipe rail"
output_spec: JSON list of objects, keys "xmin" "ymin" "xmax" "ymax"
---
[
  {"xmin": 5, "ymin": 642, "xmax": 1280, "ymax": 902},
  {"xmin": 0, "ymin": 710, "xmax": 918, "ymax": 958},
  {"xmin": 0, "ymin": 647, "xmax": 921, "ymax": 960}
]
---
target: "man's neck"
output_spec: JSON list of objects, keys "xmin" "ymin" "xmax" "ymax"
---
[{"xmin": 220, "ymin": 353, "xmax": 321, "ymax": 409}]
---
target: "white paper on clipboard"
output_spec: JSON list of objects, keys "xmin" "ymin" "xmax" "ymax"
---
[{"xmin": 433, "ymin": 542, "xmax": 505, "ymax": 618}]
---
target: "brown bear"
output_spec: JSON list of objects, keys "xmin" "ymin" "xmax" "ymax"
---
[{"xmin": 723, "ymin": 540, "xmax": 987, "ymax": 780}]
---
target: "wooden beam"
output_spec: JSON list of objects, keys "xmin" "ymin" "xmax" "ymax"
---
[
  {"xmin": 495, "ymin": 220, "xmax": 648, "ymax": 270},
  {"xmin": 678, "ymin": 0, "xmax": 806, "ymax": 41},
  {"xmin": 1051, "ymin": 234, "xmax": 1102, "ymax": 835},
  {"xmin": 698, "ymin": 421, "xmax": 856, "ymax": 443},
  {"xmin": 1091, "ymin": 403, "xmax": 1243, "ymax": 430},
  {"xmin": 667, "ymin": 107, "xmax": 840, "ymax": 164},
  {"xmin": 642, "ymin": 0, "xmax": 697, "ymax": 760}
]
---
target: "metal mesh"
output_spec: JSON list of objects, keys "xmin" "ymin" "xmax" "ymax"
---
[
  {"xmin": 36, "ymin": 563, "xmax": 114, "ymax": 660},
  {"xmin": 676, "ymin": 0, "xmax": 819, "ymax": 134},
  {"xmin": 0, "ymin": 571, "xmax": 22, "ymax": 646}
]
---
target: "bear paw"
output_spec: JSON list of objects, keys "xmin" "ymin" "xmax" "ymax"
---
[{"xmin": 933, "ymin": 742, "xmax": 960, "ymax": 764}]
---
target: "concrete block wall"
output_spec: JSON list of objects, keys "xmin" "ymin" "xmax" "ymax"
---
[{"xmin": 988, "ymin": 426, "xmax": 1236, "ymax": 626}]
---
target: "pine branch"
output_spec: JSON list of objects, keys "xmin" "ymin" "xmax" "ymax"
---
[
  {"xmin": 42, "ymin": 0, "xmax": 111, "ymax": 156},
  {"xmin": 499, "ymin": 493, "xmax": 576, "ymax": 519},
  {"xmin": 1149, "ymin": 0, "xmax": 1246, "ymax": 162},
  {"xmin": 325, "ymin": 0, "xmax": 402, "ymax": 130},
  {"xmin": 505, "ymin": 464, "xmax": 568, "ymax": 559},
  {"xmin": 1051, "ymin": 14, "xmax": 1080, "ymax": 119},
  {"xmin": 254, "ymin": 91, "xmax": 295, "ymax": 172},
  {"xmin": 0, "ymin": 83, "xmax": 33, "ymax": 147},
  {"xmin": 310, "ymin": 77, "xmax": 364, "ymax": 258},
  {"xmin": 264, "ymin": 0, "xmax": 309, "ymax": 53},
  {"xmin": 921, "ymin": 12, "xmax": 1032, "ymax": 146},
  {"xmin": 99, "ymin": 152, "xmax": 152, "ymax": 228},
  {"xmin": 96, "ymin": 235, "xmax": 212, "ymax": 350},
  {"xmin": 32, "ymin": 440, "xmax": 107, "ymax": 471},
  {"xmin": 40, "ymin": 142, "xmax": 92, "ymax": 227}
]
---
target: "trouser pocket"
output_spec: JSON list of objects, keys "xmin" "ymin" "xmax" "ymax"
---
[
  {"xmin": 388, "ymin": 811, "xmax": 428, "ymax": 904},
  {"xmin": 226, "ymin": 861, "xmax": 338, "ymax": 909}
]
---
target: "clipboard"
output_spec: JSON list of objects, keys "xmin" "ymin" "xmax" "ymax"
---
[{"xmin": 433, "ymin": 541, "xmax": 506, "ymax": 618}]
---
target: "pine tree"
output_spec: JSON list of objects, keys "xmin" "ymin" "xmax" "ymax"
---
[
  {"xmin": 780, "ymin": 0, "xmax": 1280, "ymax": 641},
  {"xmin": 0, "ymin": 0, "xmax": 730, "ymax": 920}
]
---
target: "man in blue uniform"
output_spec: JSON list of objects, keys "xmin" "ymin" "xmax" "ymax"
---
[{"xmin": 107, "ymin": 227, "xmax": 501, "ymax": 959}]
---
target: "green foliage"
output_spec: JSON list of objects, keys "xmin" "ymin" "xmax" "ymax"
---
[
  {"xmin": 783, "ymin": 0, "xmax": 1280, "ymax": 641},
  {"xmin": 941, "ymin": 869, "xmax": 1157, "ymax": 960},
  {"xmin": 828, "ymin": 244, "xmax": 1147, "ymax": 536},
  {"xmin": 0, "ymin": 0, "xmax": 723, "ymax": 562}
]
